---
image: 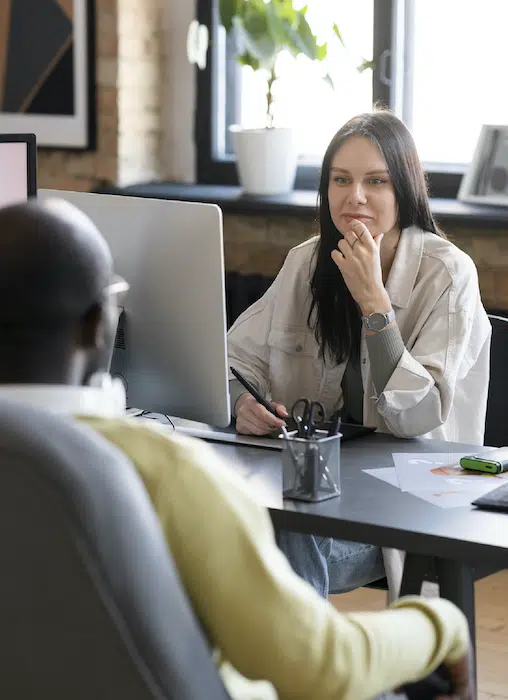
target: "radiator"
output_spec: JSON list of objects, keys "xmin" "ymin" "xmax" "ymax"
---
[{"xmin": 225, "ymin": 272, "xmax": 274, "ymax": 328}]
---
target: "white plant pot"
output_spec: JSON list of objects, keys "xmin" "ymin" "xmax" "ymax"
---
[{"xmin": 230, "ymin": 126, "xmax": 297, "ymax": 196}]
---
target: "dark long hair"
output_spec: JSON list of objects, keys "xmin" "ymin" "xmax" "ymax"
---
[{"xmin": 308, "ymin": 109, "xmax": 443, "ymax": 365}]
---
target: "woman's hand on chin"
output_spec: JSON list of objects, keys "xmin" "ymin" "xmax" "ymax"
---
[{"xmin": 332, "ymin": 218, "xmax": 389, "ymax": 313}]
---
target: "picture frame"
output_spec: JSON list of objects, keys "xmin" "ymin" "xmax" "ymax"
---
[
  {"xmin": 0, "ymin": 0, "xmax": 96, "ymax": 151},
  {"xmin": 458, "ymin": 124, "xmax": 508, "ymax": 207}
]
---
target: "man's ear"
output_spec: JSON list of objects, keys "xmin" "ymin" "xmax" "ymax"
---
[{"xmin": 78, "ymin": 303, "xmax": 105, "ymax": 350}]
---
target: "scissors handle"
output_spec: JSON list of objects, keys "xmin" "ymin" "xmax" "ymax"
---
[
  {"xmin": 291, "ymin": 399, "xmax": 326, "ymax": 438},
  {"xmin": 306, "ymin": 401, "xmax": 326, "ymax": 438}
]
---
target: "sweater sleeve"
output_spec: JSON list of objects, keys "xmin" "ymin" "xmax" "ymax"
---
[{"xmin": 366, "ymin": 324, "xmax": 406, "ymax": 394}]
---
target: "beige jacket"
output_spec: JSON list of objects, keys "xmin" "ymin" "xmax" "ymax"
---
[
  {"xmin": 228, "ymin": 227, "xmax": 491, "ymax": 597},
  {"xmin": 228, "ymin": 227, "xmax": 490, "ymax": 444}
]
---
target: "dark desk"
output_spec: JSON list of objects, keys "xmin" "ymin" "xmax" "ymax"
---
[{"xmin": 213, "ymin": 433, "xmax": 508, "ymax": 696}]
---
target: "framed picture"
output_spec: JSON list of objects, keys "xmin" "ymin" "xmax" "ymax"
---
[
  {"xmin": 458, "ymin": 124, "xmax": 508, "ymax": 207},
  {"xmin": 0, "ymin": 0, "xmax": 96, "ymax": 150}
]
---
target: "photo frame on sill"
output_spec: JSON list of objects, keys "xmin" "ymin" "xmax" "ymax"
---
[
  {"xmin": 0, "ymin": 0, "xmax": 96, "ymax": 150},
  {"xmin": 458, "ymin": 124, "xmax": 508, "ymax": 207}
]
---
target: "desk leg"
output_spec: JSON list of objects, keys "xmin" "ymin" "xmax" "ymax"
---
[
  {"xmin": 435, "ymin": 558, "xmax": 477, "ymax": 697},
  {"xmin": 399, "ymin": 553, "xmax": 434, "ymax": 596}
]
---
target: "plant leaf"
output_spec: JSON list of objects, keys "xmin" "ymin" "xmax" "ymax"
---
[
  {"xmin": 276, "ymin": 0, "xmax": 297, "ymax": 22},
  {"xmin": 323, "ymin": 72, "xmax": 334, "ymax": 89},
  {"xmin": 293, "ymin": 13, "xmax": 320, "ymax": 60},
  {"xmin": 332, "ymin": 22, "xmax": 345, "ymax": 47},
  {"xmin": 282, "ymin": 23, "xmax": 309, "ymax": 57},
  {"xmin": 265, "ymin": 2, "xmax": 289, "ymax": 48},
  {"xmin": 225, "ymin": 1, "xmax": 333, "ymax": 75},
  {"xmin": 219, "ymin": 0, "xmax": 240, "ymax": 32},
  {"xmin": 245, "ymin": 0, "xmax": 267, "ymax": 14},
  {"xmin": 234, "ymin": 11, "xmax": 278, "ymax": 69},
  {"xmin": 357, "ymin": 57, "xmax": 375, "ymax": 73},
  {"xmin": 316, "ymin": 41, "xmax": 328, "ymax": 62},
  {"xmin": 237, "ymin": 50, "xmax": 261, "ymax": 72}
]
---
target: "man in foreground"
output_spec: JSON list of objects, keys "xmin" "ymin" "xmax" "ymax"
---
[{"xmin": 0, "ymin": 198, "xmax": 472, "ymax": 700}]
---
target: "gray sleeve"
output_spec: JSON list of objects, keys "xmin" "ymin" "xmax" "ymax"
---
[
  {"xmin": 229, "ymin": 378, "xmax": 249, "ymax": 418},
  {"xmin": 366, "ymin": 325, "xmax": 406, "ymax": 394}
]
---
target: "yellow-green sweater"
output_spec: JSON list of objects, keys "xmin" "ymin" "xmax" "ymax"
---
[{"xmin": 79, "ymin": 416, "xmax": 469, "ymax": 700}]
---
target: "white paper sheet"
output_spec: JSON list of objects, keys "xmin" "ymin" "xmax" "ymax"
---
[
  {"xmin": 392, "ymin": 452, "xmax": 508, "ymax": 493},
  {"xmin": 363, "ymin": 467, "xmax": 399, "ymax": 487},
  {"xmin": 407, "ymin": 482, "xmax": 501, "ymax": 508}
]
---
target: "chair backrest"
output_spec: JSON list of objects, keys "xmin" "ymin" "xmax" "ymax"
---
[
  {"xmin": 485, "ymin": 314, "xmax": 508, "ymax": 447},
  {"xmin": 0, "ymin": 398, "xmax": 231, "ymax": 700}
]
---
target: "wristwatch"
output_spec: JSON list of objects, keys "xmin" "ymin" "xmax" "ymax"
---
[{"xmin": 361, "ymin": 310, "xmax": 395, "ymax": 332}]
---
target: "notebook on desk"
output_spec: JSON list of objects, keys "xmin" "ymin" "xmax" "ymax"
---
[{"xmin": 472, "ymin": 480, "xmax": 508, "ymax": 512}]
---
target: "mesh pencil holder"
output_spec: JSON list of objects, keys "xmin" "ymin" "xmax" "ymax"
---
[{"xmin": 282, "ymin": 430, "xmax": 341, "ymax": 503}]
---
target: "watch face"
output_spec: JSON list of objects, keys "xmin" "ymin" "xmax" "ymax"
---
[{"xmin": 367, "ymin": 312, "xmax": 387, "ymax": 332}]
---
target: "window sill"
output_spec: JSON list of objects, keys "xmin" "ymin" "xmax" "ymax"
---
[{"xmin": 95, "ymin": 182, "xmax": 508, "ymax": 229}]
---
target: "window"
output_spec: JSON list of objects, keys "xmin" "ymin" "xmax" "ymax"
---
[
  {"xmin": 196, "ymin": 0, "xmax": 507, "ymax": 197},
  {"xmin": 408, "ymin": 0, "xmax": 508, "ymax": 167}
]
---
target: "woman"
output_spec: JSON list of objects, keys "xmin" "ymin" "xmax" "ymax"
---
[{"xmin": 227, "ymin": 110, "xmax": 491, "ymax": 599}]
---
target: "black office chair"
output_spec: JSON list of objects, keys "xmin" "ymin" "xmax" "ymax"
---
[
  {"xmin": 484, "ymin": 314, "xmax": 508, "ymax": 447},
  {"xmin": 0, "ymin": 398, "xmax": 231, "ymax": 699}
]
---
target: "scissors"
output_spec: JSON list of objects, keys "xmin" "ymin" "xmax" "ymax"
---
[{"xmin": 290, "ymin": 398, "xmax": 326, "ymax": 439}]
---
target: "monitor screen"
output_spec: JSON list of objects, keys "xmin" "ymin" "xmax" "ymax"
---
[
  {"xmin": 0, "ymin": 134, "xmax": 37, "ymax": 207},
  {"xmin": 37, "ymin": 189, "xmax": 231, "ymax": 428}
]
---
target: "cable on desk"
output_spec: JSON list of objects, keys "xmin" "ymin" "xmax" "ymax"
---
[{"xmin": 138, "ymin": 410, "xmax": 175, "ymax": 431}]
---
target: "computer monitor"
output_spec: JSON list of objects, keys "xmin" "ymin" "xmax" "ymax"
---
[
  {"xmin": 37, "ymin": 189, "xmax": 231, "ymax": 427},
  {"xmin": 0, "ymin": 134, "xmax": 37, "ymax": 206}
]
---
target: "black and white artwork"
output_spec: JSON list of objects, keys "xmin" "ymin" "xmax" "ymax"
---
[{"xmin": 0, "ymin": 0, "xmax": 96, "ymax": 149}]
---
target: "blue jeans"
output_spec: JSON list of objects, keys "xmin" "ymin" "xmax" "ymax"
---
[{"xmin": 277, "ymin": 531, "xmax": 385, "ymax": 598}]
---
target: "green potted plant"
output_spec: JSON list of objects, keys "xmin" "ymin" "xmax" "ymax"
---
[{"xmin": 219, "ymin": 0, "xmax": 340, "ymax": 195}]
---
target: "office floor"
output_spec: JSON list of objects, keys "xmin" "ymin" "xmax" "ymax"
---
[{"xmin": 331, "ymin": 570, "xmax": 508, "ymax": 699}]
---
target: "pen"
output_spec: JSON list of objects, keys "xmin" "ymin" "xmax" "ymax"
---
[
  {"xmin": 230, "ymin": 366, "xmax": 285, "ymax": 420},
  {"xmin": 302, "ymin": 441, "xmax": 320, "ymax": 496},
  {"xmin": 327, "ymin": 414, "xmax": 341, "ymax": 437}
]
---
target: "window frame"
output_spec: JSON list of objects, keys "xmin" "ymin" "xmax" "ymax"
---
[{"xmin": 195, "ymin": 0, "xmax": 462, "ymax": 198}]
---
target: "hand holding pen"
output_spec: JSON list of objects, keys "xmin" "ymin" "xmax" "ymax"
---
[{"xmin": 231, "ymin": 367, "xmax": 289, "ymax": 436}]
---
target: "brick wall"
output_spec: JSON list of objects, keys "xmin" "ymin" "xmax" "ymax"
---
[
  {"xmin": 37, "ymin": 0, "xmax": 164, "ymax": 192},
  {"xmin": 117, "ymin": 0, "xmax": 163, "ymax": 186},
  {"xmin": 222, "ymin": 214, "xmax": 508, "ymax": 311},
  {"xmin": 447, "ymin": 225, "xmax": 508, "ymax": 311}
]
